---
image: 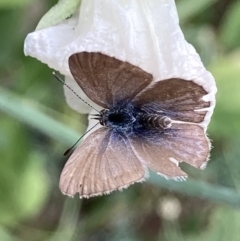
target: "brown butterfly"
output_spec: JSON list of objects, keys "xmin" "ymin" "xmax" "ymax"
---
[{"xmin": 59, "ymin": 52, "xmax": 211, "ymax": 198}]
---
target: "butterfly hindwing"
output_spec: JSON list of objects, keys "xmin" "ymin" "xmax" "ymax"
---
[
  {"xmin": 59, "ymin": 128, "xmax": 147, "ymax": 198},
  {"xmin": 130, "ymin": 123, "xmax": 210, "ymax": 179}
]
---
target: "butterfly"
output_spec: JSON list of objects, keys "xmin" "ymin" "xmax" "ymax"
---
[{"xmin": 59, "ymin": 52, "xmax": 211, "ymax": 198}]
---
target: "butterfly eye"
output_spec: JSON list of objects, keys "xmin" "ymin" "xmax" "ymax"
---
[{"xmin": 108, "ymin": 113, "xmax": 125, "ymax": 124}]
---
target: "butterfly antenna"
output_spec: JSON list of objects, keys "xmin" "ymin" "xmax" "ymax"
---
[
  {"xmin": 52, "ymin": 71, "xmax": 100, "ymax": 113},
  {"xmin": 63, "ymin": 122, "xmax": 100, "ymax": 156}
]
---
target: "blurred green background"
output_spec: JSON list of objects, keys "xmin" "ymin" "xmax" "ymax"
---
[{"xmin": 0, "ymin": 0, "xmax": 240, "ymax": 240}]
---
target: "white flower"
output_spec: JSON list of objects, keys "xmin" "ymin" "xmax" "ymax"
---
[{"xmin": 24, "ymin": 0, "xmax": 217, "ymax": 130}]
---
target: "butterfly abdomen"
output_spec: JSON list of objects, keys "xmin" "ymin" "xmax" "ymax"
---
[{"xmin": 140, "ymin": 114, "xmax": 172, "ymax": 129}]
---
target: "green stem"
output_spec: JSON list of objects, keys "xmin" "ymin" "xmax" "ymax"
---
[
  {"xmin": 149, "ymin": 173, "xmax": 240, "ymax": 207},
  {"xmin": 0, "ymin": 87, "xmax": 81, "ymax": 145}
]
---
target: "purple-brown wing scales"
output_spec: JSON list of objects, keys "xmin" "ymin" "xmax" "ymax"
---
[
  {"xmin": 131, "ymin": 78, "xmax": 211, "ymax": 178},
  {"xmin": 68, "ymin": 52, "xmax": 153, "ymax": 109},
  {"xmin": 63, "ymin": 52, "xmax": 213, "ymax": 195},
  {"xmin": 59, "ymin": 128, "xmax": 147, "ymax": 198},
  {"xmin": 133, "ymin": 78, "xmax": 210, "ymax": 123},
  {"xmin": 130, "ymin": 123, "xmax": 210, "ymax": 179}
]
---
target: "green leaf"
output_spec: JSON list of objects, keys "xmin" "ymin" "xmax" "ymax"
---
[
  {"xmin": 0, "ymin": 0, "xmax": 33, "ymax": 8},
  {"xmin": 177, "ymin": 0, "xmax": 218, "ymax": 23},
  {"xmin": 36, "ymin": 0, "xmax": 81, "ymax": 30},
  {"xmin": 0, "ymin": 227, "xmax": 21, "ymax": 241},
  {"xmin": 0, "ymin": 120, "xmax": 50, "ymax": 226},
  {"xmin": 220, "ymin": 1, "xmax": 240, "ymax": 50},
  {"xmin": 209, "ymin": 53, "xmax": 240, "ymax": 139},
  {"xmin": 185, "ymin": 207, "xmax": 240, "ymax": 241}
]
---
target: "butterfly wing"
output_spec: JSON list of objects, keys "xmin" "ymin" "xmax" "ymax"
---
[
  {"xmin": 59, "ymin": 128, "xmax": 147, "ymax": 198},
  {"xmin": 68, "ymin": 52, "xmax": 152, "ymax": 108},
  {"xmin": 130, "ymin": 123, "xmax": 209, "ymax": 180},
  {"xmin": 133, "ymin": 78, "xmax": 211, "ymax": 124}
]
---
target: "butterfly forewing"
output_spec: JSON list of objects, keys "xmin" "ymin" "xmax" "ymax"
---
[
  {"xmin": 133, "ymin": 78, "xmax": 210, "ymax": 123},
  {"xmin": 59, "ymin": 128, "xmax": 147, "ymax": 198},
  {"xmin": 68, "ymin": 52, "xmax": 153, "ymax": 108}
]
